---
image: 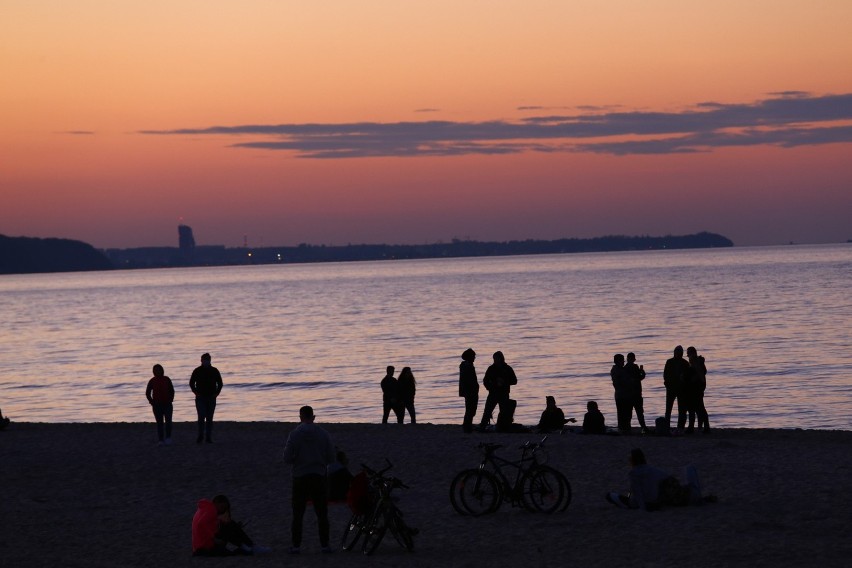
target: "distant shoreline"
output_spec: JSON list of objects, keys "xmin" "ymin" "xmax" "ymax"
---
[{"xmin": 103, "ymin": 231, "xmax": 734, "ymax": 270}]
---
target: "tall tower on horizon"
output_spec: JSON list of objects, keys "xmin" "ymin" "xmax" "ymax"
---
[{"xmin": 178, "ymin": 224, "xmax": 195, "ymax": 264}]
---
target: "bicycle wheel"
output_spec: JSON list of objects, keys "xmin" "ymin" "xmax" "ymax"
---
[
  {"xmin": 458, "ymin": 469, "xmax": 502, "ymax": 516},
  {"xmin": 521, "ymin": 465, "xmax": 565, "ymax": 514},
  {"xmin": 340, "ymin": 513, "xmax": 365, "ymax": 551},
  {"xmin": 556, "ymin": 469, "xmax": 572, "ymax": 511},
  {"xmin": 362, "ymin": 506, "xmax": 388, "ymax": 555},
  {"xmin": 388, "ymin": 509, "xmax": 415, "ymax": 551},
  {"xmin": 450, "ymin": 469, "xmax": 473, "ymax": 515}
]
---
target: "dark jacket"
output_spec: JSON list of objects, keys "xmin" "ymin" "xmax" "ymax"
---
[
  {"xmin": 482, "ymin": 362, "xmax": 517, "ymax": 398},
  {"xmin": 458, "ymin": 360, "xmax": 479, "ymax": 397},
  {"xmin": 663, "ymin": 357, "xmax": 690, "ymax": 393},
  {"xmin": 190, "ymin": 365, "xmax": 223, "ymax": 398}
]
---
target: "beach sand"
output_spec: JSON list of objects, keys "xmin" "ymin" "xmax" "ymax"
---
[{"xmin": 2, "ymin": 421, "xmax": 851, "ymax": 567}]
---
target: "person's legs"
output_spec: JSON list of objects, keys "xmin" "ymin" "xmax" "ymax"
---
[
  {"xmin": 195, "ymin": 398, "xmax": 205, "ymax": 442},
  {"xmin": 204, "ymin": 397, "xmax": 216, "ymax": 441},
  {"xmin": 676, "ymin": 394, "xmax": 687, "ymax": 431},
  {"xmin": 479, "ymin": 394, "xmax": 498, "ymax": 428},
  {"xmin": 152, "ymin": 404, "xmax": 165, "ymax": 442},
  {"xmin": 291, "ymin": 475, "xmax": 309, "ymax": 548},
  {"xmin": 306, "ymin": 474, "xmax": 330, "ymax": 547},
  {"xmin": 164, "ymin": 403, "xmax": 173, "ymax": 440},
  {"xmin": 217, "ymin": 520, "xmax": 254, "ymax": 549},
  {"xmin": 394, "ymin": 403, "xmax": 404, "ymax": 424},
  {"xmin": 382, "ymin": 401, "xmax": 392, "ymax": 424},
  {"xmin": 634, "ymin": 396, "xmax": 647, "ymax": 430},
  {"xmin": 405, "ymin": 401, "xmax": 416, "ymax": 424},
  {"xmin": 463, "ymin": 395, "xmax": 478, "ymax": 432},
  {"xmin": 664, "ymin": 388, "xmax": 676, "ymax": 427}
]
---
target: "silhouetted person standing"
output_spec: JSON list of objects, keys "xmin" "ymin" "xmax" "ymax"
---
[
  {"xmin": 146, "ymin": 363, "xmax": 175, "ymax": 445},
  {"xmin": 459, "ymin": 348, "xmax": 479, "ymax": 433},
  {"xmin": 625, "ymin": 352, "xmax": 649, "ymax": 434},
  {"xmin": 380, "ymin": 366, "xmax": 402, "ymax": 424},
  {"xmin": 611, "ymin": 354, "xmax": 633, "ymax": 434},
  {"xmin": 686, "ymin": 346, "xmax": 710, "ymax": 434},
  {"xmin": 283, "ymin": 405, "xmax": 335, "ymax": 554},
  {"xmin": 663, "ymin": 346, "xmax": 690, "ymax": 432},
  {"xmin": 397, "ymin": 367, "xmax": 417, "ymax": 424},
  {"xmin": 478, "ymin": 351, "xmax": 517, "ymax": 430},
  {"xmin": 190, "ymin": 353, "xmax": 223, "ymax": 444}
]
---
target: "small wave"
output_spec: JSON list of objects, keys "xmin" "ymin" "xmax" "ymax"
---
[{"xmin": 230, "ymin": 381, "xmax": 346, "ymax": 390}]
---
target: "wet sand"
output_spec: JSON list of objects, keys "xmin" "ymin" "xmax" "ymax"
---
[{"xmin": 2, "ymin": 422, "xmax": 851, "ymax": 567}]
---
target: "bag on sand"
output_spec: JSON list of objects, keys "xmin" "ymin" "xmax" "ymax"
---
[{"xmin": 655, "ymin": 416, "xmax": 670, "ymax": 436}]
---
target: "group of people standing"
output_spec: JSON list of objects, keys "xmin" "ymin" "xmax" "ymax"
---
[
  {"xmin": 610, "ymin": 345, "xmax": 710, "ymax": 435},
  {"xmin": 458, "ymin": 349, "xmax": 519, "ymax": 433},
  {"xmin": 380, "ymin": 365, "xmax": 417, "ymax": 424}
]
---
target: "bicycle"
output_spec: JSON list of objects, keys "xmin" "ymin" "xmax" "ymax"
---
[
  {"xmin": 450, "ymin": 436, "xmax": 571, "ymax": 515},
  {"xmin": 340, "ymin": 460, "xmax": 417, "ymax": 555}
]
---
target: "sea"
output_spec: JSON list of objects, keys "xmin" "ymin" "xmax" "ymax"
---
[{"xmin": 1, "ymin": 244, "xmax": 850, "ymax": 430}]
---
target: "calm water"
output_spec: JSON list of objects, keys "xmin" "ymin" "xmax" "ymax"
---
[{"xmin": 1, "ymin": 244, "xmax": 850, "ymax": 430}]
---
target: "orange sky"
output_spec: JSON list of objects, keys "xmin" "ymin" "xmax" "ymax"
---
[{"xmin": 2, "ymin": 1, "xmax": 851, "ymax": 248}]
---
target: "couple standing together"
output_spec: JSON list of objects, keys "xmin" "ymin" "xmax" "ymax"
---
[
  {"xmin": 380, "ymin": 366, "xmax": 417, "ymax": 424},
  {"xmin": 458, "ymin": 349, "xmax": 518, "ymax": 433}
]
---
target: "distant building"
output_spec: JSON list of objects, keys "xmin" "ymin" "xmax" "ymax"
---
[
  {"xmin": 178, "ymin": 224, "xmax": 195, "ymax": 263},
  {"xmin": 178, "ymin": 224, "xmax": 195, "ymax": 249}
]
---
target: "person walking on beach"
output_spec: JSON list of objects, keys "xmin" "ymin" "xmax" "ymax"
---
[
  {"xmin": 459, "ymin": 348, "xmax": 479, "ymax": 433},
  {"xmin": 397, "ymin": 366, "xmax": 417, "ymax": 424},
  {"xmin": 189, "ymin": 352, "xmax": 223, "ymax": 444},
  {"xmin": 663, "ymin": 346, "xmax": 690, "ymax": 433},
  {"xmin": 145, "ymin": 364, "xmax": 175, "ymax": 445},
  {"xmin": 611, "ymin": 354, "xmax": 634, "ymax": 434},
  {"xmin": 282, "ymin": 405, "xmax": 336, "ymax": 554},
  {"xmin": 380, "ymin": 366, "xmax": 402, "ymax": 424},
  {"xmin": 478, "ymin": 351, "xmax": 517, "ymax": 431},
  {"xmin": 625, "ymin": 352, "xmax": 649, "ymax": 434},
  {"xmin": 685, "ymin": 346, "xmax": 710, "ymax": 434}
]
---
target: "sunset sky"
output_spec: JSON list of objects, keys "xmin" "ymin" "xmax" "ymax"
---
[{"xmin": 2, "ymin": 1, "xmax": 851, "ymax": 249}]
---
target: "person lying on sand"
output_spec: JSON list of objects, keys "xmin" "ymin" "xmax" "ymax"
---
[{"xmin": 606, "ymin": 448, "xmax": 713, "ymax": 511}]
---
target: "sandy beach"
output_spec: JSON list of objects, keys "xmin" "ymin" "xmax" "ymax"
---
[{"xmin": 2, "ymin": 421, "xmax": 851, "ymax": 567}]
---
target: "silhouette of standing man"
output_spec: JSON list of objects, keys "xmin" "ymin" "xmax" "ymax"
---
[
  {"xmin": 478, "ymin": 351, "xmax": 517, "ymax": 430},
  {"xmin": 380, "ymin": 366, "xmax": 402, "ymax": 424},
  {"xmin": 459, "ymin": 348, "xmax": 479, "ymax": 433},
  {"xmin": 663, "ymin": 346, "xmax": 690, "ymax": 432},
  {"xmin": 190, "ymin": 352, "xmax": 223, "ymax": 444},
  {"xmin": 283, "ymin": 405, "xmax": 335, "ymax": 554}
]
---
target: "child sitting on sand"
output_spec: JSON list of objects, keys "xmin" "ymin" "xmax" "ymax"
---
[{"xmin": 192, "ymin": 495, "xmax": 269, "ymax": 556}]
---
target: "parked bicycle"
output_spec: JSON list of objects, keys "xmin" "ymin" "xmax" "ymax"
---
[
  {"xmin": 450, "ymin": 436, "xmax": 571, "ymax": 515},
  {"xmin": 340, "ymin": 460, "xmax": 417, "ymax": 555}
]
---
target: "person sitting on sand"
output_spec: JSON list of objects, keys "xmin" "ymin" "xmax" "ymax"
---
[
  {"xmin": 537, "ymin": 396, "xmax": 576, "ymax": 432},
  {"xmin": 606, "ymin": 448, "xmax": 705, "ymax": 511},
  {"xmin": 0, "ymin": 407, "xmax": 10, "ymax": 430},
  {"xmin": 328, "ymin": 449, "xmax": 354, "ymax": 502},
  {"xmin": 582, "ymin": 400, "xmax": 606, "ymax": 435},
  {"xmin": 192, "ymin": 494, "xmax": 269, "ymax": 556}
]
